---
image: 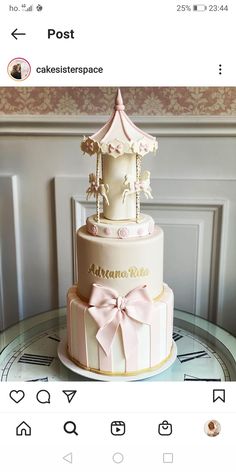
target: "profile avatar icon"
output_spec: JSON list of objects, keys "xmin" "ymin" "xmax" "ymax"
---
[
  {"xmin": 11, "ymin": 63, "xmax": 21, "ymax": 80},
  {"xmin": 204, "ymin": 419, "xmax": 221, "ymax": 437},
  {"xmin": 8, "ymin": 58, "xmax": 31, "ymax": 81}
]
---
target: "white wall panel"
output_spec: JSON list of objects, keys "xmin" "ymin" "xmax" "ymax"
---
[{"xmin": 0, "ymin": 175, "xmax": 22, "ymax": 330}]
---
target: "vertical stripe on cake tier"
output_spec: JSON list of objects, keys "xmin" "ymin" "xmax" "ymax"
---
[
  {"xmin": 67, "ymin": 286, "xmax": 77, "ymax": 356},
  {"xmin": 85, "ymin": 309, "xmax": 99, "ymax": 370},
  {"xmin": 125, "ymin": 350, "xmax": 138, "ymax": 373},
  {"xmin": 137, "ymin": 323, "xmax": 151, "ymax": 370},
  {"xmin": 162, "ymin": 284, "xmax": 174, "ymax": 355},
  {"xmin": 98, "ymin": 345, "xmax": 113, "ymax": 372},
  {"xmin": 111, "ymin": 326, "xmax": 126, "ymax": 373},
  {"xmin": 150, "ymin": 302, "xmax": 167, "ymax": 365},
  {"xmin": 124, "ymin": 334, "xmax": 139, "ymax": 373},
  {"xmin": 71, "ymin": 301, "xmax": 88, "ymax": 366}
]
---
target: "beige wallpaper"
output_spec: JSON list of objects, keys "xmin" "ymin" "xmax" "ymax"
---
[{"xmin": 1, "ymin": 87, "xmax": 236, "ymax": 115}]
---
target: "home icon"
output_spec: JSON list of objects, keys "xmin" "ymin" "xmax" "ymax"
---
[{"xmin": 16, "ymin": 421, "xmax": 31, "ymax": 436}]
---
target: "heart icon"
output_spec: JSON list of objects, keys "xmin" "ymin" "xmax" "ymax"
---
[{"xmin": 9, "ymin": 390, "xmax": 25, "ymax": 403}]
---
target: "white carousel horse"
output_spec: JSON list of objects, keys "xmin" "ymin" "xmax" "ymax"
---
[
  {"xmin": 86, "ymin": 173, "xmax": 109, "ymax": 205},
  {"xmin": 122, "ymin": 170, "xmax": 153, "ymax": 203}
]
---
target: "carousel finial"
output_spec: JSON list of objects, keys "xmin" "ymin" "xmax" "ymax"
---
[{"xmin": 115, "ymin": 88, "xmax": 125, "ymax": 111}]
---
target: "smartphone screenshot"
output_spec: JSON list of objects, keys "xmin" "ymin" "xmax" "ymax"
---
[{"xmin": 0, "ymin": 1, "xmax": 235, "ymax": 470}]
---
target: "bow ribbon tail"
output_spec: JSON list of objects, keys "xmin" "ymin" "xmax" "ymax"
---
[
  {"xmin": 120, "ymin": 315, "xmax": 139, "ymax": 370},
  {"xmin": 95, "ymin": 308, "xmax": 122, "ymax": 356}
]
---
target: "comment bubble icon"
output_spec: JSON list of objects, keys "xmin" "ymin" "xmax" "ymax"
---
[{"xmin": 36, "ymin": 389, "xmax": 51, "ymax": 404}]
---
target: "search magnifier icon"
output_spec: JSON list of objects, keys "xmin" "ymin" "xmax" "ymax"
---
[{"xmin": 63, "ymin": 421, "xmax": 78, "ymax": 436}]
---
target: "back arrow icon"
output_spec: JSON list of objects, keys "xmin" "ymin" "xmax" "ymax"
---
[
  {"xmin": 11, "ymin": 28, "xmax": 26, "ymax": 40},
  {"xmin": 63, "ymin": 453, "xmax": 72, "ymax": 464}
]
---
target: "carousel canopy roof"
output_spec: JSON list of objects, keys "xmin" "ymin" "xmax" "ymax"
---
[{"xmin": 81, "ymin": 89, "xmax": 158, "ymax": 158}]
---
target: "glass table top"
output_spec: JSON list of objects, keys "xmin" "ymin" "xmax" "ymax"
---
[{"xmin": 0, "ymin": 309, "xmax": 236, "ymax": 381}]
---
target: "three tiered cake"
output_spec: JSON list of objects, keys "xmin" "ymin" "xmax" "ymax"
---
[{"xmin": 66, "ymin": 89, "xmax": 175, "ymax": 377}]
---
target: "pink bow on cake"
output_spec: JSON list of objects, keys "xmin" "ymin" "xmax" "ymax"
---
[{"xmin": 88, "ymin": 284, "xmax": 153, "ymax": 360}]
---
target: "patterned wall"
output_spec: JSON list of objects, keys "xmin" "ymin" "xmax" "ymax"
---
[{"xmin": 1, "ymin": 87, "xmax": 236, "ymax": 115}]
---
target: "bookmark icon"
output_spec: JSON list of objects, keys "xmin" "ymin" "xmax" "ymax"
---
[{"xmin": 63, "ymin": 390, "xmax": 77, "ymax": 403}]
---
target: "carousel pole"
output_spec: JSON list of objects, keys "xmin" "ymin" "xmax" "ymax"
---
[
  {"xmin": 96, "ymin": 151, "xmax": 101, "ymax": 222},
  {"xmin": 136, "ymin": 154, "xmax": 141, "ymax": 223}
]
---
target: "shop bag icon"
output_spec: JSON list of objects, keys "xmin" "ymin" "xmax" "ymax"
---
[{"xmin": 158, "ymin": 420, "xmax": 172, "ymax": 436}]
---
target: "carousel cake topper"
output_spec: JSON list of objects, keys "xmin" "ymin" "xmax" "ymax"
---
[{"xmin": 81, "ymin": 89, "xmax": 158, "ymax": 223}]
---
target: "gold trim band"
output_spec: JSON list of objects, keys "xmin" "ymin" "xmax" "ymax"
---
[{"xmin": 68, "ymin": 343, "xmax": 174, "ymax": 377}]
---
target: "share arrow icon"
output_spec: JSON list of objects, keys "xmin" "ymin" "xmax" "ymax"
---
[{"xmin": 63, "ymin": 390, "xmax": 77, "ymax": 403}]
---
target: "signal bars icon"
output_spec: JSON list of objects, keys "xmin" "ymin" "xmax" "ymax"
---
[{"xmin": 20, "ymin": 3, "xmax": 42, "ymax": 11}]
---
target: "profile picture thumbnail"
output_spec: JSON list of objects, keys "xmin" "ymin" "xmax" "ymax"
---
[
  {"xmin": 204, "ymin": 419, "xmax": 221, "ymax": 437},
  {"xmin": 8, "ymin": 57, "xmax": 31, "ymax": 81}
]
